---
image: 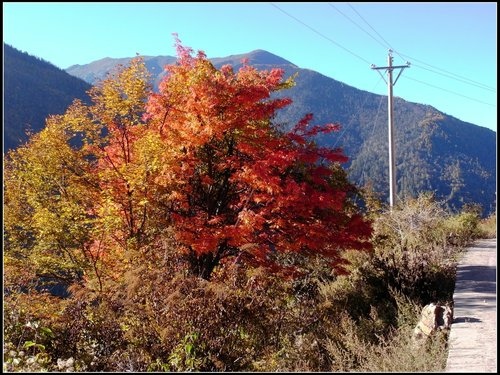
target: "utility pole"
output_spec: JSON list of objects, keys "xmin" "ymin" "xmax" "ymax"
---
[{"xmin": 371, "ymin": 50, "xmax": 410, "ymax": 208}]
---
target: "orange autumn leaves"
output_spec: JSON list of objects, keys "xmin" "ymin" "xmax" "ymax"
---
[{"xmin": 5, "ymin": 37, "xmax": 372, "ymax": 288}]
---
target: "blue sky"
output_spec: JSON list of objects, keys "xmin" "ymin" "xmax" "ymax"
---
[{"xmin": 3, "ymin": 2, "xmax": 497, "ymax": 131}]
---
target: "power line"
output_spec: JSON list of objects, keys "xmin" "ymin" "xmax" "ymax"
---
[
  {"xmin": 332, "ymin": 75, "xmax": 384, "ymax": 149},
  {"xmin": 271, "ymin": 2, "xmax": 495, "ymax": 109},
  {"xmin": 405, "ymin": 76, "xmax": 496, "ymax": 107},
  {"xmin": 360, "ymin": 92, "xmax": 385, "ymax": 187},
  {"xmin": 341, "ymin": 1, "xmax": 496, "ymax": 100},
  {"xmin": 345, "ymin": 2, "xmax": 394, "ymax": 51},
  {"xmin": 345, "ymin": 2, "xmax": 496, "ymax": 93},
  {"xmin": 328, "ymin": 3, "xmax": 388, "ymax": 50},
  {"xmin": 395, "ymin": 52, "xmax": 496, "ymax": 92},
  {"xmin": 269, "ymin": 2, "xmax": 371, "ymax": 65},
  {"xmin": 410, "ymin": 62, "xmax": 496, "ymax": 92}
]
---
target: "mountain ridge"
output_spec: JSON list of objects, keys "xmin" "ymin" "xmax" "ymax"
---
[
  {"xmin": 4, "ymin": 45, "xmax": 495, "ymax": 216},
  {"xmin": 64, "ymin": 50, "xmax": 497, "ymax": 216}
]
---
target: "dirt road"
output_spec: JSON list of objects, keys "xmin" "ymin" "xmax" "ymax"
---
[{"xmin": 445, "ymin": 238, "xmax": 497, "ymax": 373}]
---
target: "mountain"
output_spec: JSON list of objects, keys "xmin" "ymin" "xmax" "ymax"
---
[
  {"xmin": 66, "ymin": 55, "xmax": 177, "ymax": 92},
  {"xmin": 66, "ymin": 50, "xmax": 496, "ymax": 216},
  {"xmin": 4, "ymin": 46, "xmax": 495, "ymax": 216},
  {"xmin": 270, "ymin": 67, "xmax": 497, "ymax": 216},
  {"xmin": 3, "ymin": 43, "xmax": 92, "ymax": 151}
]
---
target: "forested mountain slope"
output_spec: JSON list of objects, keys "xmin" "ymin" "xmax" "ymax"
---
[{"xmin": 4, "ymin": 43, "xmax": 91, "ymax": 151}]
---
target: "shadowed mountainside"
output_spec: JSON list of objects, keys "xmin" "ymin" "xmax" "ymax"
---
[
  {"xmin": 3, "ymin": 43, "xmax": 92, "ymax": 151},
  {"xmin": 3, "ymin": 45, "xmax": 495, "ymax": 215}
]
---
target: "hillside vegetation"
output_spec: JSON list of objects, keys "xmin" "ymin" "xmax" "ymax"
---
[
  {"xmin": 4, "ymin": 193, "xmax": 490, "ymax": 372},
  {"xmin": 4, "ymin": 40, "xmax": 494, "ymax": 372},
  {"xmin": 66, "ymin": 50, "xmax": 497, "ymax": 217},
  {"xmin": 4, "ymin": 45, "xmax": 495, "ymax": 215},
  {"xmin": 3, "ymin": 44, "xmax": 91, "ymax": 151}
]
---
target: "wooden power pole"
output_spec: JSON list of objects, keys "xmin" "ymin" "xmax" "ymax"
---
[{"xmin": 371, "ymin": 50, "xmax": 410, "ymax": 208}]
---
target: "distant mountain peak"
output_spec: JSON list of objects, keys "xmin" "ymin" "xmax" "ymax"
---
[
  {"xmin": 65, "ymin": 50, "xmax": 298, "ymax": 89},
  {"xmin": 211, "ymin": 49, "xmax": 296, "ymax": 68},
  {"xmin": 241, "ymin": 49, "xmax": 296, "ymax": 66}
]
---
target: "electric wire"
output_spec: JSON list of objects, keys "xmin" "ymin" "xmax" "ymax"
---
[
  {"xmin": 345, "ymin": 2, "xmax": 394, "ymax": 51},
  {"xmin": 269, "ymin": 2, "xmax": 371, "ymax": 65},
  {"xmin": 346, "ymin": 3, "xmax": 496, "ymax": 92},
  {"xmin": 395, "ymin": 52, "xmax": 496, "ymax": 92},
  {"xmin": 328, "ymin": 3, "xmax": 388, "ymax": 50},
  {"xmin": 271, "ymin": 2, "xmax": 495, "ymax": 119},
  {"xmin": 404, "ymin": 76, "xmax": 496, "ymax": 107},
  {"xmin": 360, "ymin": 91, "xmax": 385, "ymax": 184},
  {"xmin": 332, "ymin": 76, "xmax": 384, "ymax": 149}
]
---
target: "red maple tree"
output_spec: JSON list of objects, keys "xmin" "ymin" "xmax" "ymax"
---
[
  {"xmin": 4, "ymin": 36, "xmax": 372, "ymax": 290},
  {"xmin": 144, "ymin": 36, "xmax": 372, "ymax": 279}
]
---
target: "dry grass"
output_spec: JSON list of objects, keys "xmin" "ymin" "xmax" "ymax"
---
[
  {"xmin": 3, "ymin": 194, "xmax": 482, "ymax": 372},
  {"xmin": 478, "ymin": 213, "xmax": 497, "ymax": 238}
]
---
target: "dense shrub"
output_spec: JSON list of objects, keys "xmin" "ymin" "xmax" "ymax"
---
[
  {"xmin": 3, "ymin": 193, "xmax": 483, "ymax": 372},
  {"xmin": 370, "ymin": 194, "xmax": 460, "ymax": 304},
  {"xmin": 477, "ymin": 212, "xmax": 496, "ymax": 239}
]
